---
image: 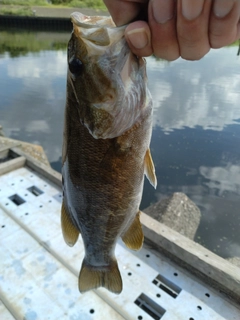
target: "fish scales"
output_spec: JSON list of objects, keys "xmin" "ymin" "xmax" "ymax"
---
[{"xmin": 61, "ymin": 12, "xmax": 157, "ymax": 294}]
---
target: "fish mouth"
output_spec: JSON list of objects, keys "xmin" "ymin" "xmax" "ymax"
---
[
  {"xmin": 71, "ymin": 12, "xmax": 115, "ymax": 28},
  {"xmin": 70, "ymin": 12, "xmax": 127, "ymax": 48}
]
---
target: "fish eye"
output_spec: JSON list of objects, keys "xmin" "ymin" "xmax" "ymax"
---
[{"xmin": 68, "ymin": 56, "xmax": 83, "ymax": 77}]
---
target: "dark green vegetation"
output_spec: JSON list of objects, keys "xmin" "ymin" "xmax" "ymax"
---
[
  {"xmin": 51, "ymin": 0, "xmax": 104, "ymax": 8},
  {"xmin": 0, "ymin": 0, "xmax": 106, "ymax": 14},
  {"xmin": 0, "ymin": 6, "xmax": 34, "ymax": 16},
  {"xmin": 0, "ymin": 0, "xmax": 47, "ymax": 5}
]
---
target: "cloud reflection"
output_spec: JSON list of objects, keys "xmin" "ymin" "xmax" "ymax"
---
[
  {"xmin": 200, "ymin": 164, "xmax": 240, "ymax": 195},
  {"xmin": 0, "ymin": 51, "xmax": 66, "ymax": 163},
  {"xmin": 7, "ymin": 51, "xmax": 66, "ymax": 79},
  {"xmin": 147, "ymin": 47, "xmax": 240, "ymax": 132}
]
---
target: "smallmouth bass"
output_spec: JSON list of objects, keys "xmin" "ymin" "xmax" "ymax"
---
[{"xmin": 61, "ymin": 12, "xmax": 157, "ymax": 294}]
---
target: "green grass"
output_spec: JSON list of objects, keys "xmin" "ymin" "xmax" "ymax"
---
[
  {"xmin": 0, "ymin": 0, "xmax": 106, "ymax": 9},
  {"xmin": 66, "ymin": 0, "xmax": 106, "ymax": 9},
  {"xmin": 0, "ymin": 0, "xmax": 107, "ymax": 16},
  {"xmin": 0, "ymin": 0, "xmax": 47, "ymax": 5},
  {"xmin": 0, "ymin": 6, "xmax": 34, "ymax": 16}
]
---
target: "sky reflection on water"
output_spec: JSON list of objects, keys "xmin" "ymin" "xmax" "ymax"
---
[
  {"xmin": 0, "ymin": 32, "xmax": 240, "ymax": 259},
  {"xmin": 147, "ymin": 48, "xmax": 240, "ymax": 132}
]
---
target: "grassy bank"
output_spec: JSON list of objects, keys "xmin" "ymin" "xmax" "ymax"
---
[
  {"xmin": 0, "ymin": 6, "xmax": 34, "ymax": 16},
  {"xmin": 0, "ymin": 0, "xmax": 106, "ymax": 16},
  {"xmin": 0, "ymin": 0, "xmax": 106, "ymax": 10}
]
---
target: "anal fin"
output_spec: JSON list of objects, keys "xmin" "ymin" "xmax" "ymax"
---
[
  {"xmin": 61, "ymin": 202, "xmax": 79, "ymax": 247},
  {"xmin": 121, "ymin": 211, "xmax": 144, "ymax": 251},
  {"xmin": 78, "ymin": 258, "xmax": 122, "ymax": 294},
  {"xmin": 144, "ymin": 148, "xmax": 157, "ymax": 188}
]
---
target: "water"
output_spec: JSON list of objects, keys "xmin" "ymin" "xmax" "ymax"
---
[{"xmin": 0, "ymin": 29, "xmax": 240, "ymax": 259}]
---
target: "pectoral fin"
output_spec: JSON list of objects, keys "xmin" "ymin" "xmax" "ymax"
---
[
  {"xmin": 121, "ymin": 211, "xmax": 144, "ymax": 251},
  {"xmin": 78, "ymin": 258, "xmax": 122, "ymax": 294},
  {"xmin": 144, "ymin": 148, "xmax": 157, "ymax": 188},
  {"xmin": 61, "ymin": 202, "xmax": 79, "ymax": 247}
]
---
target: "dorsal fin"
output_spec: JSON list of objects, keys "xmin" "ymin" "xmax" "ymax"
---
[{"xmin": 144, "ymin": 148, "xmax": 157, "ymax": 188}]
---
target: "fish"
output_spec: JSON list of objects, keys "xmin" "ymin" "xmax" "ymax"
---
[{"xmin": 61, "ymin": 12, "xmax": 157, "ymax": 294}]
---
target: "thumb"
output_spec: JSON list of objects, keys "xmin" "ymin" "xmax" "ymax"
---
[{"xmin": 103, "ymin": 0, "xmax": 147, "ymax": 26}]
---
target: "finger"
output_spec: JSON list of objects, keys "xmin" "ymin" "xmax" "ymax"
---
[
  {"xmin": 209, "ymin": 0, "xmax": 240, "ymax": 48},
  {"xmin": 177, "ymin": 0, "xmax": 212, "ymax": 61},
  {"xmin": 125, "ymin": 21, "xmax": 153, "ymax": 56},
  {"xmin": 148, "ymin": 0, "xmax": 180, "ymax": 61},
  {"xmin": 103, "ymin": 0, "xmax": 147, "ymax": 26}
]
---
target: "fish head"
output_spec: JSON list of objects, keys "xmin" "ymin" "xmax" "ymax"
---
[{"xmin": 67, "ymin": 12, "xmax": 149, "ymax": 139}]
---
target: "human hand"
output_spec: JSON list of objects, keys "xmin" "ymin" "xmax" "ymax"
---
[{"xmin": 104, "ymin": 0, "xmax": 240, "ymax": 60}]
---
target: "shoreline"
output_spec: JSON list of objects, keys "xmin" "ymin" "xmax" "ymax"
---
[
  {"xmin": 0, "ymin": 4, "xmax": 108, "ymax": 17},
  {"xmin": 0, "ymin": 5, "xmax": 109, "ymax": 30}
]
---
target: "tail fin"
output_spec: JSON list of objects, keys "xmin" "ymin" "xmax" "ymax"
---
[{"xmin": 78, "ymin": 258, "xmax": 122, "ymax": 294}]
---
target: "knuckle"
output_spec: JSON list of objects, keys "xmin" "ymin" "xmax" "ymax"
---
[
  {"xmin": 209, "ymin": 30, "xmax": 235, "ymax": 48},
  {"xmin": 178, "ymin": 32, "xmax": 202, "ymax": 49},
  {"xmin": 153, "ymin": 43, "xmax": 180, "ymax": 61},
  {"xmin": 181, "ymin": 46, "xmax": 210, "ymax": 61},
  {"xmin": 156, "ymin": 51, "xmax": 180, "ymax": 61}
]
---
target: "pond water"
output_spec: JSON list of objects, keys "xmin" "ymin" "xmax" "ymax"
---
[{"xmin": 0, "ymin": 29, "xmax": 240, "ymax": 260}]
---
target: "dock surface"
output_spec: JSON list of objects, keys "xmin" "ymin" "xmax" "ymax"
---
[{"xmin": 0, "ymin": 164, "xmax": 239, "ymax": 319}]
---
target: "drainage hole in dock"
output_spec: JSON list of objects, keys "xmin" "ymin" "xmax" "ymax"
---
[
  {"xmin": 9, "ymin": 194, "xmax": 26, "ymax": 206},
  {"xmin": 39, "ymin": 205, "xmax": 43, "ymax": 208},
  {"xmin": 28, "ymin": 186, "xmax": 43, "ymax": 196},
  {"xmin": 138, "ymin": 316, "xmax": 143, "ymax": 320},
  {"xmin": 1, "ymin": 225, "xmax": 5, "ymax": 228},
  {"xmin": 89, "ymin": 309, "xmax": 94, "ymax": 314},
  {"xmin": 152, "ymin": 274, "xmax": 181, "ymax": 298},
  {"xmin": 11, "ymin": 183, "xmax": 14, "ymax": 186},
  {"xmin": 197, "ymin": 306, "xmax": 202, "ymax": 310},
  {"xmin": 20, "ymin": 179, "xmax": 23, "ymax": 182},
  {"xmin": 146, "ymin": 254, "xmax": 150, "ymax": 258},
  {"xmin": 205, "ymin": 293, "xmax": 210, "ymax": 297},
  {"xmin": 25, "ymin": 194, "xmax": 28, "ymax": 196},
  {"xmin": 25, "ymin": 213, "xmax": 29, "ymax": 216},
  {"xmin": 128, "ymin": 272, "xmax": 132, "ymax": 276},
  {"xmin": 156, "ymin": 294, "xmax": 161, "ymax": 298},
  {"xmin": 135, "ymin": 293, "xmax": 166, "ymax": 319},
  {"xmin": 49, "ymin": 200, "xmax": 52, "ymax": 203},
  {"xmin": 136, "ymin": 263, "xmax": 141, "ymax": 267},
  {"xmin": 5, "ymin": 203, "xmax": 9, "ymax": 206},
  {"xmin": 173, "ymin": 273, "xmax": 178, "ymax": 276}
]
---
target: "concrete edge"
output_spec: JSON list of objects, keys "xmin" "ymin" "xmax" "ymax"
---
[
  {"xmin": 11, "ymin": 146, "xmax": 61, "ymax": 188},
  {"xmin": 0, "ymin": 156, "xmax": 26, "ymax": 176},
  {"xmin": 141, "ymin": 212, "xmax": 240, "ymax": 304}
]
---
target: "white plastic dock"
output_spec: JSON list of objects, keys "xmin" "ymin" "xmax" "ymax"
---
[{"xmin": 0, "ymin": 164, "xmax": 240, "ymax": 319}]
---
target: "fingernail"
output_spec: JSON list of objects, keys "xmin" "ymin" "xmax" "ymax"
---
[
  {"xmin": 151, "ymin": 0, "xmax": 174, "ymax": 24},
  {"xmin": 182, "ymin": 0, "xmax": 204, "ymax": 20},
  {"xmin": 126, "ymin": 28, "xmax": 149, "ymax": 49},
  {"xmin": 213, "ymin": 0, "xmax": 235, "ymax": 18}
]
